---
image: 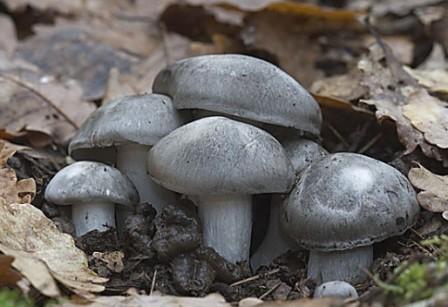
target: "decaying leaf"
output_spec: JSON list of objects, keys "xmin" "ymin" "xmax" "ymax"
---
[
  {"xmin": 408, "ymin": 164, "xmax": 448, "ymax": 213},
  {"xmin": 0, "ymin": 200, "xmax": 108, "ymax": 297},
  {"xmin": 16, "ymin": 25, "xmax": 139, "ymax": 100},
  {"xmin": 0, "ymin": 70, "xmax": 96, "ymax": 146},
  {"xmin": 404, "ymin": 67, "xmax": 448, "ymax": 96},
  {"xmin": 0, "ymin": 255, "xmax": 22, "ymax": 287},
  {"xmin": 92, "ymin": 251, "xmax": 124, "ymax": 273},
  {"xmin": 0, "ymin": 141, "xmax": 36, "ymax": 204},
  {"xmin": 56, "ymin": 293, "xmax": 230, "ymax": 307}
]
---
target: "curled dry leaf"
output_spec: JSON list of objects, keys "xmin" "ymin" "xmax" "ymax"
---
[
  {"xmin": 0, "ymin": 200, "xmax": 108, "ymax": 297},
  {"xmin": 408, "ymin": 164, "xmax": 448, "ymax": 213},
  {"xmin": 0, "ymin": 141, "xmax": 36, "ymax": 204},
  {"xmin": 56, "ymin": 293, "xmax": 230, "ymax": 307},
  {"xmin": 0, "ymin": 70, "xmax": 96, "ymax": 146}
]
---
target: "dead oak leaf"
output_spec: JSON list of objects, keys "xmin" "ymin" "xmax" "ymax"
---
[
  {"xmin": 0, "ymin": 255, "xmax": 22, "ymax": 287},
  {"xmin": 0, "ymin": 141, "xmax": 35, "ymax": 204},
  {"xmin": 0, "ymin": 200, "xmax": 108, "ymax": 297},
  {"xmin": 0, "ymin": 70, "xmax": 96, "ymax": 146},
  {"xmin": 409, "ymin": 164, "xmax": 448, "ymax": 213}
]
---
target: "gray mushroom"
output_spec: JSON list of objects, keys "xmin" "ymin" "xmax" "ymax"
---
[
  {"xmin": 147, "ymin": 116, "xmax": 294, "ymax": 263},
  {"xmin": 69, "ymin": 94, "xmax": 184, "ymax": 229},
  {"xmin": 281, "ymin": 153, "xmax": 419, "ymax": 283},
  {"xmin": 45, "ymin": 161, "xmax": 139, "ymax": 236},
  {"xmin": 251, "ymin": 139, "xmax": 328, "ymax": 270},
  {"xmin": 152, "ymin": 54, "xmax": 322, "ymax": 137},
  {"xmin": 314, "ymin": 281, "xmax": 358, "ymax": 299}
]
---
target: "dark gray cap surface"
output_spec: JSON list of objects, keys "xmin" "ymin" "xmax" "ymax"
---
[
  {"xmin": 153, "ymin": 54, "xmax": 322, "ymax": 136},
  {"xmin": 281, "ymin": 153, "xmax": 419, "ymax": 251},
  {"xmin": 69, "ymin": 94, "xmax": 183, "ymax": 160},
  {"xmin": 147, "ymin": 116, "xmax": 294, "ymax": 196},
  {"xmin": 45, "ymin": 161, "xmax": 139, "ymax": 206}
]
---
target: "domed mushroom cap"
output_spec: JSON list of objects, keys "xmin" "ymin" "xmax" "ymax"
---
[
  {"xmin": 283, "ymin": 139, "xmax": 328, "ymax": 174},
  {"xmin": 281, "ymin": 153, "xmax": 419, "ymax": 251},
  {"xmin": 69, "ymin": 94, "xmax": 183, "ymax": 160},
  {"xmin": 147, "ymin": 116, "xmax": 294, "ymax": 196},
  {"xmin": 314, "ymin": 281, "xmax": 358, "ymax": 299},
  {"xmin": 153, "ymin": 54, "xmax": 322, "ymax": 137},
  {"xmin": 45, "ymin": 161, "xmax": 139, "ymax": 206}
]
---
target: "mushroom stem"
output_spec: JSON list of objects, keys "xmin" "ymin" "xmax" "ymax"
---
[
  {"xmin": 197, "ymin": 194, "xmax": 252, "ymax": 263},
  {"xmin": 251, "ymin": 198, "xmax": 292, "ymax": 270},
  {"xmin": 116, "ymin": 144, "xmax": 176, "ymax": 230},
  {"xmin": 308, "ymin": 245, "xmax": 373, "ymax": 284},
  {"xmin": 72, "ymin": 202, "xmax": 115, "ymax": 236}
]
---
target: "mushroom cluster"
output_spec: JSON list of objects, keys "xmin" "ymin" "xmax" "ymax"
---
[{"xmin": 45, "ymin": 54, "xmax": 420, "ymax": 297}]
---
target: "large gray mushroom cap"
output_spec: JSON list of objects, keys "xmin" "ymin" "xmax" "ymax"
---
[
  {"xmin": 153, "ymin": 54, "xmax": 322, "ymax": 137},
  {"xmin": 147, "ymin": 116, "xmax": 294, "ymax": 196},
  {"xmin": 69, "ymin": 94, "xmax": 183, "ymax": 160},
  {"xmin": 45, "ymin": 161, "xmax": 139, "ymax": 206},
  {"xmin": 281, "ymin": 152, "xmax": 419, "ymax": 251}
]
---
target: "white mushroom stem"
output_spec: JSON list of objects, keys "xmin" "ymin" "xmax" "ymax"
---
[
  {"xmin": 308, "ymin": 245, "xmax": 373, "ymax": 284},
  {"xmin": 72, "ymin": 202, "xmax": 115, "ymax": 236},
  {"xmin": 116, "ymin": 144, "xmax": 176, "ymax": 230},
  {"xmin": 196, "ymin": 194, "xmax": 252, "ymax": 264},
  {"xmin": 251, "ymin": 199, "xmax": 292, "ymax": 270}
]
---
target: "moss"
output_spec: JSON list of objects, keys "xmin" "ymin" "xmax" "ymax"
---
[
  {"xmin": 0, "ymin": 288, "xmax": 34, "ymax": 307},
  {"xmin": 377, "ymin": 235, "xmax": 448, "ymax": 305}
]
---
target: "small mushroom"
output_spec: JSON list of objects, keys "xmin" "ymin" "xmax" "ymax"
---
[
  {"xmin": 281, "ymin": 153, "xmax": 419, "ymax": 283},
  {"xmin": 45, "ymin": 161, "xmax": 139, "ymax": 236},
  {"xmin": 69, "ymin": 94, "xmax": 184, "ymax": 230},
  {"xmin": 147, "ymin": 116, "xmax": 294, "ymax": 263},
  {"xmin": 251, "ymin": 139, "xmax": 328, "ymax": 270},
  {"xmin": 153, "ymin": 54, "xmax": 322, "ymax": 138},
  {"xmin": 314, "ymin": 281, "xmax": 358, "ymax": 299}
]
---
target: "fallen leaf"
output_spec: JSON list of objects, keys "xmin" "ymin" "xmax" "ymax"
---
[
  {"xmin": 404, "ymin": 67, "xmax": 448, "ymax": 96},
  {"xmin": 0, "ymin": 70, "xmax": 96, "ymax": 146},
  {"xmin": 0, "ymin": 14, "xmax": 17, "ymax": 56},
  {"xmin": 409, "ymin": 164, "xmax": 448, "ymax": 213},
  {"xmin": 92, "ymin": 251, "xmax": 124, "ymax": 273},
  {"xmin": 0, "ymin": 200, "xmax": 108, "ymax": 297},
  {"xmin": 0, "ymin": 141, "xmax": 36, "ymax": 204},
  {"xmin": 15, "ymin": 25, "xmax": 139, "ymax": 100},
  {"xmin": 56, "ymin": 293, "xmax": 231, "ymax": 307},
  {"xmin": 0, "ymin": 255, "xmax": 22, "ymax": 287}
]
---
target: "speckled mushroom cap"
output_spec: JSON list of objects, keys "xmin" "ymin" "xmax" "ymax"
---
[
  {"xmin": 152, "ymin": 54, "xmax": 322, "ymax": 137},
  {"xmin": 283, "ymin": 139, "xmax": 328, "ymax": 174},
  {"xmin": 45, "ymin": 161, "xmax": 139, "ymax": 207},
  {"xmin": 69, "ymin": 94, "xmax": 184, "ymax": 160},
  {"xmin": 147, "ymin": 116, "xmax": 294, "ymax": 196},
  {"xmin": 281, "ymin": 153, "xmax": 419, "ymax": 251}
]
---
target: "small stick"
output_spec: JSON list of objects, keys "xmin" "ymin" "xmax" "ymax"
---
[
  {"xmin": 230, "ymin": 268, "xmax": 280, "ymax": 287},
  {"xmin": 357, "ymin": 133, "xmax": 382, "ymax": 154},
  {"xmin": 150, "ymin": 269, "xmax": 157, "ymax": 295},
  {"xmin": 325, "ymin": 123, "xmax": 350, "ymax": 149},
  {"xmin": 258, "ymin": 282, "xmax": 282, "ymax": 300}
]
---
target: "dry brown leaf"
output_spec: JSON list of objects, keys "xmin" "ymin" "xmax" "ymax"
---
[
  {"xmin": 0, "ymin": 255, "xmax": 22, "ymax": 287},
  {"xmin": 56, "ymin": 293, "xmax": 230, "ymax": 307},
  {"xmin": 409, "ymin": 164, "xmax": 448, "ymax": 213},
  {"xmin": 0, "ymin": 70, "xmax": 96, "ymax": 146},
  {"xmin": 0, "ymin": 200, "xmax": 108, "ymax": 297},
  {"xmin": 0, "ymin": 141, "xmax": 36, "ymax": 204}
]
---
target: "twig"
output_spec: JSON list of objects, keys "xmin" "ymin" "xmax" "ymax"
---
[
  {"xmin": 357, "ymin": 133, "xmax": 382, "ymax": 154},
  {"xmin": 258, "ymin": 281, "xmax": 282, "ymax": 300},
  {"xmin": 325, "ymin": 123, "xmax": 349, "ymax": 149},
  {"xmin": 150, "ymin": 269, "xmax": 157, "ymax": 295},
  {"xmin": 230, "ymin": 268, "xmax": 280, "ymax": 287}
]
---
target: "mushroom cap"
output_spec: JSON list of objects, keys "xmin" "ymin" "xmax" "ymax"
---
[
  {"xmin": 314, "ymin": 281, "xmax": 358, "ymax": 299},
  {"xmin": 281, "ymin": 153, "xmax": 419, "ymax": 251},
  {"xmin": 69, "ymin": 94, "xmax": 183, "ymax": 160},
  {"xmin": 283, "ymin": 138, "xmax": 328, "ymax": 174},
  {"xmin": 45, "ymin": 161, "xmax": 139, "ymax": 207},
  {"xmin": 153, "ymin": 54, "xmax": 322, "ymax": 137},
  {"xmin": 147, "ymin": 116, "xmax": 294, "ymax": 196}
]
